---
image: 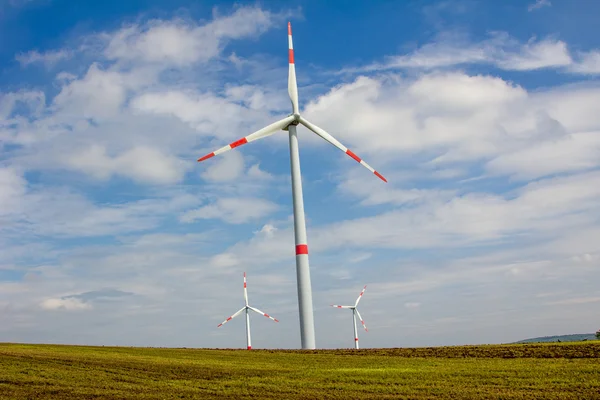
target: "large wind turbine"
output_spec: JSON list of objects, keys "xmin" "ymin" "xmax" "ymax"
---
[
  {"xmin": 217, "ymin": 272, "xmax": 279, "ymax": 350},
  {"xmin": 198, "ymin": 22, "xmax": 387, "ymax": 349},
  {"xmin": 331, "ymin": 285, "xmax": 369, "ymax": 349}
]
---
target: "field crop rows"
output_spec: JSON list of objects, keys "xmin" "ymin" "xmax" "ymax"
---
[{"xmin": 1, "ymin": 342, "xmax": 599, "ymax": 399}]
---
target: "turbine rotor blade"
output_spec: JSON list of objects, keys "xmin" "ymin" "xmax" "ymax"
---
[
  {"xmin": 197, "ymin": 115, "xmax": 295, "ymax": 162},
  {"xmin": 243, "ymin": 272, "xmax": 248, "ymax": 306},
  {"xmin": 355, "ymin": 285, "xmax": 367, "ymax": 307},
  {"xmin": 331, "ymin": 304, "xmax": 353, "ymax": 309},
  {"xmin": 288, "ymin": 22, "xmax": 299, "ymax": 115},
  {"xmin": 248, "ymin": 306, "xmax": 279, "ymax": 323},
  {"xmin": 355, "ymin": 309, "xmax": 368, "ymax": 332},
  {"xmin": 217, "ymin": 307, "xmax": 246, "ymax": 328},
  {"xmin": 298, "ymin": 117, "xmax": 387, "ymax": 183}
]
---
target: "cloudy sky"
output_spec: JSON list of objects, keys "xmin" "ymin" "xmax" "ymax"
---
[{"xmin": 1, "ymin": 0, "xmax": 599, "ymax": 349}]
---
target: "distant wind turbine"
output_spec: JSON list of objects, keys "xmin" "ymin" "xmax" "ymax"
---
[
  {"xmin": 331, "ymin": 285, "xmax": 369, "ymax": 349},
  {"xmin": 217, "ymin": 272, "xmax": 279, "ymax": 350},
  {"xmin": 198, "ymin": 22, "xmax": 387, "ymax": 349}
]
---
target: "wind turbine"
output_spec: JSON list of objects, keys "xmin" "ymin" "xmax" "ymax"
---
[
  {"xmin": 198, "ymin": 22, "xmax": 387, "ymax": 350},
  {"xmin": 217, "ymin": 272, "xmax": 279, "ymax": 350},
  {"xmin": 331, "ymin": 285, "xmax": 368, "ymax": 349}
]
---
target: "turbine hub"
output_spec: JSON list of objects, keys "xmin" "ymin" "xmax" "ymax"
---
[{"xmin": 283, "ymin": 116, "xmax": 300, "ymax": 131}]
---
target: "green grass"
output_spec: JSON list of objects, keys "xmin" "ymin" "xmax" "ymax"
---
[{"xmin": 1, "ymin": 342, "xmax": 599, "ymax": 399}]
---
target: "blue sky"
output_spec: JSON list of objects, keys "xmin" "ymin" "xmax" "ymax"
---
[{"xmin": 1, "ymin": 0, "xmax": 600, "ymax": 349}]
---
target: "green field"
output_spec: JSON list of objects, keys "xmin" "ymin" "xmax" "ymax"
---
[{"xmin": 1, "ymin": 342, "xmax": 599, "ymax": 399}]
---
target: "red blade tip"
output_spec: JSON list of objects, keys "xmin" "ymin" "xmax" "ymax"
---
[
  {"xmin": 288, "ymin": 22, "xmax": 292, "ymax": 35},
  {"xmin": 374, "ymin": 171, "xmax": 387, "ymax": 183},
  {"xmin": 198, "ymin": 153, "xmax": 215, "ymax": 162}
]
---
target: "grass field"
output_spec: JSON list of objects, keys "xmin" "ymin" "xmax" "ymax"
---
[{"xmin": 1, "ymin": 342, "xmax": 599, "ymax": 399}]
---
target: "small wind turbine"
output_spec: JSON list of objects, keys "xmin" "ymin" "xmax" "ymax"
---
[
  {"xmin": 198, "ymin": 22, "xmax": 387, "ymax": 350},
  {"xmin": 217, "ymin": 272, "xmax": 279, "ymax": 350},
  {"xmin": 331, "ymin": 285, "xmax": 369, "ymax": 349}
]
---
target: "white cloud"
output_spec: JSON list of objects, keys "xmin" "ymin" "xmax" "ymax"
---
[
  {"xmin": 344, "ymin": 32, "xmax": 582, "ymax": 74},
  {"xmin": 246, "ymin": 163, "xmax": 274, "ymax": 181},
  {"xmin": 180, "ymin": 197, "xmax": 278, "ymax": 224},
  {"xmin": 224, "ymin": 84, "xmax": 289, "ymax": 112},
  {"xmin": 528, "ymin": 0, "xmax": 551, "ymax": 12},
  {"xmin": 1, "ymin": 8, "xmax": 293, "ymax": 187},
  {"xmin": 546, "ymin": 296, "xmax": 600, "ymax": 306},
  {"xmin": 496, "ymin": 38, "xmax": 571, "ymax": 71},
  {"xmin": 15, "ymin": 49, "xmax": 73, "ymax": 67},
  {"xmin": 255, "ymin": 223, "xmax": 278, "ymax": 238},
  {"xmin": 486, "ymin": 131, "xmax": 600, "ymax": 180},
  {"xmin": 104, "ymin": 7, "xmax": 277, "ymax": 66},
  {"xmin": 0, "ymin": 90, "xmax": 45, "ymax": 119},
  {"xmin": 569, "ymin": 50, "xmax": 600, "ymax": 74},
  {"xmin": 130, "ymin": 89, "xmax": 267, "ymax": 139},
  {"xmin": 67, "ymin": 144, "xmax": 186, "ymax": 184},
  {"xmin": 210, "ymin": 253, "xmax": 239, "ymax": 268},
  {"xmin": 199, "ymin": 151, "xmax": 245, "ymax": 182},
  {"xmin": 304, "ymin": 72, "xmax": 600, "ymax": 182},
  {"xmin": 0, "ymin": 174, "xmax": 199, "ymax": 238},
  {"xmin": 348, "ymin": 252, "xmax": 372, "ymax": 264},
  {"xmin": 52, "ymin": 63, "xmax": 152, "ymax": 120},
  {"xmin": 407, "ymin": 72, "xmax": 527, "ymax": 115},
  {"xmin": 338, "ymin": 176, "xmax": 455, "ymax": 207},
  {"xmin": 210, "ymin": 170, "xmax": 600, "ymax": 269},
  {"xmin": 40, "ymin": 297, "xmax": 91, "ymax": 311},
  {"xmin": 0, "ymin": 168, "xmax": 26, "ymax": 216}
]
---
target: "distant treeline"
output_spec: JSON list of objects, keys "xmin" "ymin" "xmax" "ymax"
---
[{"xmin": 513, "ymin": 333, "xmax": 597, "ymax": 344}]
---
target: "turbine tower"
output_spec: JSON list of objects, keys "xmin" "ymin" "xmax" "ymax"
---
[
  {"xmin": 331, "ymin": 285, "xmax": 369, "ymax": 349},
  {"xmin": 198, "ymin": 22, "xmax": 387, "ymax": 350},
  {"xmin": 217, "ymin": 272, "xmax": 279, "ymax": 350}
]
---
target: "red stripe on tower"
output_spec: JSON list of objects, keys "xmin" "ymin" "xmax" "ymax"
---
[
  {"xmin": 355, "ymin": 338, "xmax": 359, "ymax": 341},
  {"xmin": 198, "ymin": 152, "xmax": 215, "ymax": 162},
  {"xmin": 230, "ymin": 138, "xmax": 248, "ymax": 149},
  {"xmin": 346, "ymin": 149, "xmax": 361, "ymax": 163},
  {"xmin": 296, "ymin": 244, "xmax": 308, "ymax": 255},
  {"xmin": 247, "ymin": 346, "xmax": 252, "ymax": 350}
]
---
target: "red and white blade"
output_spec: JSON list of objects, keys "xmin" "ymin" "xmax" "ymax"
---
[
  {"xmin": 197, "ymin": 115, "xmax": 295, "ymax": 162},
  {"xmin": 355, "ymin": 309, "xmax": 368, "ymax": 332},
  {"xmin": 249, "ymin": 306, "xmax": 279, "ymax": 323},
  {"xmin": 355, "ymin": 285, "xmax": 367, "ymax": 307},
  {"xmin": 330, "ymin": 304, "xmax": 352, "ymax": 309},
  {"xmin": 217, "ymin": 307, "xmax": 246, "ymax": 328},
  {"xmin": 243, "ymin": 272, "xmax": 248, "ymax": 306},
  {"xmin": 288, "ymin": 22, "xmax": 299, "ymax": 115},
  {"xmin": 298, "ymin": 117, "xmax": 387, "ymax": 183}
]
